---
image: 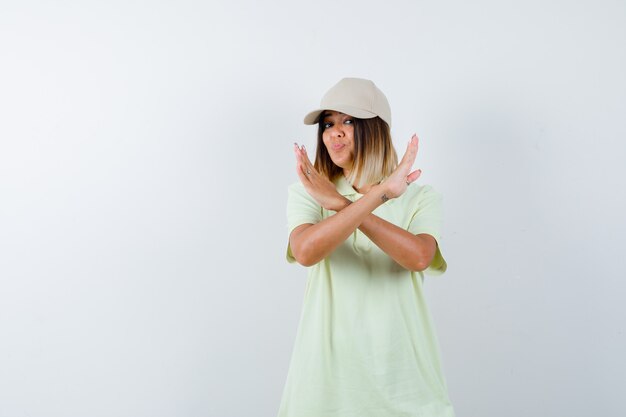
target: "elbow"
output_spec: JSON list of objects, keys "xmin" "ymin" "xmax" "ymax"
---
[
  {"xmin": 297, "ymin": 257, "xmax": 318, "ymax": 267},
  {"xmin": 406, "ymin": 251, "xmax": 434, "ymax": 272},
  {"xmin": 406, "ymin": 259, "xmax": 430, "ymax": 272},
  {"xmin": 291, "ymin": 240, "xmax": 321, "ymax": 267},
  {"xmin": 411, "ymin": 260, "xmax": 430, "ymax": 272},
  {"xmin": 293, "ymin": 248, "xmax": 317, "ymax": 267},
  {"xmin": 405, "ymin": 238, "xmax": 437, "ymax": 272}
]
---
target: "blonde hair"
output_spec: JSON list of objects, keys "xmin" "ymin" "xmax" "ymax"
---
[{"xmin": 314, "ymin": 114, "xmax": 398, "ymax": 188}]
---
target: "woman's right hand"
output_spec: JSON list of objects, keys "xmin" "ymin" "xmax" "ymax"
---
[
  {"xmin": 380, "ymin": 134, "xmax": 422, "ymax": 199},
  {"xmin": 294, "ymin": 143, "xmax": 350, "ymax": 211}
]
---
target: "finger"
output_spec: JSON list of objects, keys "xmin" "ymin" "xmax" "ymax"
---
[
  {"xmin": 398, "ymin": 134, "xmax": 418, "ymax": 167},
  {"xmin": 294, "ymin": 142, "xmax": 303, "ymax": 161},
  {"xmin": 301, "ymin": 145, "xmax": 314, "ymax": 165},
  {"xmin": 403, "ymin": 134, "xmax": 419, "ymax": 167},
  {"xmin": 412, "ymin": 134, "xmax": 419, "ymax": 154},
  {"xmin": 294, "ymin": 143, "xmax": 314, "ymax": 183},
  {"xmin": 406, "ymin": 168, "xmax": 422, "ymax": 184},
  {"xmin": 297, "ymin": 150, "xmax": 317, "ymax": 179},
  {"xmin": 398, "ymin": 138, "xmax": 411, "ymax": 166},
  {"xmin": 295, "ymin": 150, "xmax": 306, "ymax": 172},
  {"xmin": 296, "ymin": 161, "xmax": 311, "ymax": 183},
  {"xmin": 413, "ymin": 135, "xmax": 420, "ymax": 160},
  {"xmin": 295, "ymin": 144, "xmax": 312, "ymax": 169},
  {"xmin": 300, "ymin": 145, "xmax": 317, "ymax": 176}
]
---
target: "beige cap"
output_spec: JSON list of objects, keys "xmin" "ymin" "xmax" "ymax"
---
[{"xmin": 303, "ymin": 77, "xmax": 392, "ymax": 127}]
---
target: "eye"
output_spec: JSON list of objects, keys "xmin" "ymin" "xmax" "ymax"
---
[
  {"xmin": 344, "ymin": 119, "xmax": 353, "ymax": 125},
  {"xmin": 323, "ymin": 122, "xmax": 332, "ymax": 129}
]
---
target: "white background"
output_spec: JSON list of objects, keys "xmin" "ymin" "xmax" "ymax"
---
[{"xmin": 1, "ymin": 1, "xmax": 625, "ymax": 416}]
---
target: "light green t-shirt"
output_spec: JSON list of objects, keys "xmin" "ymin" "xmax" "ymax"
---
[{"xmin": 277, "ymin": 176, "xmax": 454, "ymax": 417}]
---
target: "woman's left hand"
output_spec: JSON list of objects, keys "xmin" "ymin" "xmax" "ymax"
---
[
  {"xmin": 294, "ymin": 143, "xmax": 350, "ymax": 211},
  {"xmin": 380, "ymin": 134, "xmax": 422, "ymax": 199}
]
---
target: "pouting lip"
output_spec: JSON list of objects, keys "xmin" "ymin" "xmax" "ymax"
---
[{"xmin": 331, "ymin": 143, "xmax": 346, "ymax": 151}]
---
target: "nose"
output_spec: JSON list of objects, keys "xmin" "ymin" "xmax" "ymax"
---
[{"xmin": 329, "ymin": 124, "xmax": 344, "ymax": 138}]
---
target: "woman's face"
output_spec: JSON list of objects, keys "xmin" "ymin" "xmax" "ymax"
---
[{"xmin": 321, "ymin": 111, "xmax": 355, "ymax": 173}]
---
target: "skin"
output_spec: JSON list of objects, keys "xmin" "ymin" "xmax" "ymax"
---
[{"xmin": 290, "ymin": 110, "xmax": 438, "ymax": 271}]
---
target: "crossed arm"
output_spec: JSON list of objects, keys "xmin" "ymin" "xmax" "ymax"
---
[{"xmin": 289, "ymin": 135, "xmax": 438, "ymax": 271}]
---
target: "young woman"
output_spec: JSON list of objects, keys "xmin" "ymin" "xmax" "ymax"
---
[{"xmin": 278, "ymin": 78, "xmax": 454, "ymax": 417}]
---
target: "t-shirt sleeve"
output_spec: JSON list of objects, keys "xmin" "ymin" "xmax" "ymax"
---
[
  {"xmin": 407, "ymin": 185, "xmax": 448, "ymax": 276},
  {"xmin": 285, "ymin": 182, "xmax": 323, "ymax": 263}
]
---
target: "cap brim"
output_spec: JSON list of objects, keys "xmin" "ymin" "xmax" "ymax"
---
[{"xmin": 303, "ymin": 105, "xmax": 378, "ymax": 125}]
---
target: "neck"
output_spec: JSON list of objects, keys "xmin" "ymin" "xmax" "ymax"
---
[
  {"xmin": 343, "ymin": 170, "xmax": 373, "ymax": 194},
  {"xmin": 355, "ymin": 184, "xmax": 373, "ymax": 194}
]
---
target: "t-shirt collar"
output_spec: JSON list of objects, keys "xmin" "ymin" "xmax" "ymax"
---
[{"xmin": 334, "ymin": 175, "xmax": 359, "ymax": 196}]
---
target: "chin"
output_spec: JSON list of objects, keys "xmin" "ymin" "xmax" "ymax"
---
[
  {"xmin": 330, "ymin": 156, "xmax": 352, "ymax": 169},
  {"xmin": 332, "ymin": 161, "xmax": 350, "ymax": 170}
]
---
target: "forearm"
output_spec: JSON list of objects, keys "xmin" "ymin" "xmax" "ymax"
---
[
  {"xmin": 290, "ymin": 185, "xmax": 388, "ymax": 266},
  {"xmin": 357, "ymin": 214, "xmax": 436, "ymax": 271}
]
